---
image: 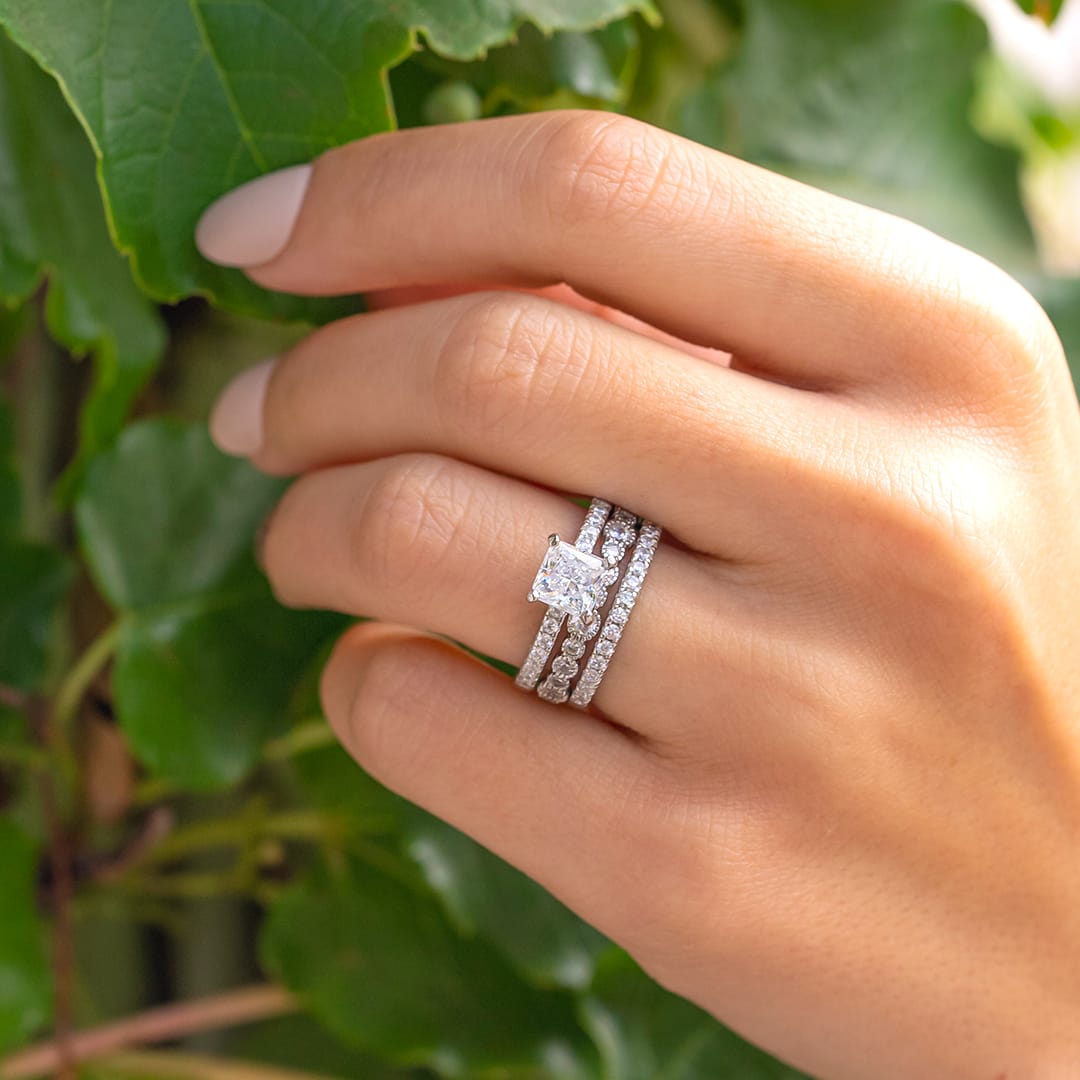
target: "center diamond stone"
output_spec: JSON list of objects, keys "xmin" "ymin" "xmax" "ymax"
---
[{"xmin": 530, "ymin": 540, "xmax": 606, "ymax": 618}]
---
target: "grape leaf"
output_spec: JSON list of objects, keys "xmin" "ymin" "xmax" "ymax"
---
[
  {"xmin": 580, "ymin": 949, "xmax": 808, "ymax": 1080},
  {"xmin": 0, "ymin": 819, "xmax": 51, "ymax": 1055},
  {"xmin": 679, "ymin": 0, "xmax": 1036, "ymax": 271},
  {"xmin": 291, "ymin": 741, "xmax": 408, "ymax": 835},
  {"xmin": 0, "ymin": 0, "xmax": 656, "ymax": 317},
  {"xmin": 0, "ymin": 537, "xmax": 72, "ymax": 692},
  {"xmin": 288, "ymin": 735, "xmax": 609, "ymax": 991},
  {"xmin": 0, "ymin": 31, "xmax": 165, "ymax": 495},
  {"xmin": 261, "ymin": 857, "xmax": 599, "ymax": 1078},
  {"xmin": 403, "ymin": 810, "xmax": 610, "ymax": 991},
  {"xmin": 75, "ymin": 420, "xmax": 345, "ymax": 789}
]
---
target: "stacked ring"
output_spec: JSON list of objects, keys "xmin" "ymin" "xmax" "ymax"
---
[{"xmin": 516, "ymin": 497, "xmax": 660, "ymax": 707}]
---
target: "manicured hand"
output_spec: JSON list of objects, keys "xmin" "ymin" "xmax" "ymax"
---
[{"xmin": 198, "ymin": 111, "xmax": 1080, "ymax": 1079}]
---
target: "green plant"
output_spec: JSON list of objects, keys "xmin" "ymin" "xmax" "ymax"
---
[{"xmin": 0, "ymin": 1, "xmax": 1076, "ymax": 1078}]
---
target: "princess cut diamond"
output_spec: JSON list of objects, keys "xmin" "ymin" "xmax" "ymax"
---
[{"xmin": 529, "ymin": 541, "xmax": 606, "ymax": 618}]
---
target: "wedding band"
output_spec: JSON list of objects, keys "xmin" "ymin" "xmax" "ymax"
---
[{"xmin": 570, "ymin": 520, "xmax": 660, "ymax": 708}]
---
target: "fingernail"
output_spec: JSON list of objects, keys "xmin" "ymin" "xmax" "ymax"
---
[
  {"xmin": 195, "ymin": 164, "xmax": 312, "ymax": 268},
  {"xmin": 210, "ymin": 359, "xmax": 275, "ymax": 457}
]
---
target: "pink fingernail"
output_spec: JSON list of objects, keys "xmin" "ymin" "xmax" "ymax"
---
[
  {"xmin": 210, "ymin": 359, "xmax": 275, "ymax": 457},
  {"xmin": 195, "ymin": 164, "xmax": 312, "ymax": 268}
]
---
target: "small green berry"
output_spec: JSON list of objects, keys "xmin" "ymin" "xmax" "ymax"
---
[{"xmin": 422, "ymin": 80, "xmax": 483, "ymax": 125}]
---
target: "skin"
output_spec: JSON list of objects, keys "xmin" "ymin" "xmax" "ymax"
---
[{"xmin": 199, "ymin": 111, "xmax": 1080, "ymax": 1078}]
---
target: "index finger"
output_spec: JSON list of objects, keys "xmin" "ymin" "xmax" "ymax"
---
[{"xmin": 197, "ymin": 110, "xmax": 1031, "ymax": 394}]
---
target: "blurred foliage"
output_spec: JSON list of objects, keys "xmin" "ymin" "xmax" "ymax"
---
[{"xmin": 0, "ymin": 0, "xmax": 1075, "ymax": 1078}]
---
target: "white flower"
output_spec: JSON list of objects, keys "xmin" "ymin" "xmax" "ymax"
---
[{"xmin": 968, "ymin": 0, "xmax": 1080, "ymax": 108}]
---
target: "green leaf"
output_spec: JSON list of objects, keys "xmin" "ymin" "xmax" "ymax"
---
[
  {"xmin": 403, "ymin": 810, "xmax": 609, "ymax": 991},
  {"xmin": 289, "ymin": 737, "xmax": 609, "ymax": 990},
  {"xmin": 261, "ymin": 857, "xmax": 598, "ymax": 1078},
  {"xmin": 76, "ymin": 420, "xmax": 345, "ymax": 789},
  {"xmin": 409, "ymin": 19, "xmax": 644, "ymax": 119},
  {"xmin": 292, "ymin": 741, "xmax": 408, "ymax": 835},
  {"xmin": 0, "ymin": 0, "xmax": 656, "ymax": 318},
  {"xmin": 76, "ymin": 421, "xmax": 280, "ymax": 610},
  {"xmin": 0, "ymin": 32, "xmax": 166, "ymax": 495},
  {"xmin": 679, "ymin": 0, "xmax": 1037, "ymax": 272},
  {"xmin": 0, "ymin": 393, "xmax": 20, "ymax": 535},
  {"xmin": 0, "ymin": 819, "xmax": 51, "ymax": 1055},
  {"xmin": 114, "ymin": 577, "xmax": 343, "ymax": 789},
  {"xmin": 580, "ymin": 950, "xmax": 808, "ymax": 1080},
  {"xmin": 0, "ymin": 536, "xmax": 72, "ymax": 691},
  {"xmin": 230, "ymin": 1013, "xmax": 439, "ymax": 1079}
]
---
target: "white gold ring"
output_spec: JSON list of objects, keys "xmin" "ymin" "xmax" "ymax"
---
[{"xmin": 516, "ymin": 497, "xmax": 660, "ymax": 707}]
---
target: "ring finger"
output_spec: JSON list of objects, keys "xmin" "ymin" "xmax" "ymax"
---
[{"xmin": 261, "ymin": 450, "xmax": 748, "ymax": 739}]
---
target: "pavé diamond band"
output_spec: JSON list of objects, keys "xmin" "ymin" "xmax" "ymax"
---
[
  {"xmin": 570, "ymin": 520, "xmax": 661, "ymax": 708},
  {"xmin": 515, "ymin": 497, "xmax": 660, "ymax": 707}
]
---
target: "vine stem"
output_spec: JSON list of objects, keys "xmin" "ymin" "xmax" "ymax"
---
[
  {"xmin": 52, "ymin": 619, "xmax": 123, "ymax": 734},
  {"xmin": 30, "ymin": 620, "xmax": 123, "ymax": 1079},
  {"xmin": 262, "ymin": 718, "xmax": 335, "ymax": 762},
  {"xmin": 0, "ymin": 985, "xmax": 297, "ymax": 1079}
]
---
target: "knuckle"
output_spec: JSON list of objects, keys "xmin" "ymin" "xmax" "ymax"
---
[
  {"xmin": 536, "ymin": 110, "xmax": 720, "ymax": 236},
  {"xmin": 436, "ymin": 292, "xmax": 596, "ymax": 435},
  {"xmin": 347, "ymin": 455, "xmax": 464, "ymax": 598},
  {"xmin": 835, "ymin": 442, "xmax": 1032, "ymax": 651},
  {"xmin": 920, "ymin": 252, "xmax": 1065, "ymax": 408}
]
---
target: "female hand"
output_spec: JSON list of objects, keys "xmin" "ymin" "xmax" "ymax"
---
[{"xmin": 197, "ymin": 111, "xmax": 1080, "ymax": 1079}]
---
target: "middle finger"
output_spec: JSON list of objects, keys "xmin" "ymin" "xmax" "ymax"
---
[{"xmin": 232, "ymin": 289, "xmax": 831, "ymax": 559}]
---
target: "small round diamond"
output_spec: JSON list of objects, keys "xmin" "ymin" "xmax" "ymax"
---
[
  {"xmin": 564, "ymin": 637, "xmax": 586, "ymax": 658},
  {"xmin": 595, "ymin": 638, "xmax": 616, "ymax": 658},
  {"xmin": 552, "ymin": 655, "xmax": 578, "ymax": 677}
]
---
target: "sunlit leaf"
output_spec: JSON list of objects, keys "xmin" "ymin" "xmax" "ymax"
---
[
  {"xmin": 0, "ymin": 32, "xmax": 165, "ymax": 494},
  {"xmin": 0, "ymin": 0, "xmax": 656, "ymax": 316}
]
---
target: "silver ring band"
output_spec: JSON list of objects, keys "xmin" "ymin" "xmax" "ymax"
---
[
  {"xmin": 570, "ymin": 519, "xmax": 661, "ymax": 709},
  {"xmin": 514, "ymin": 498, "xmax": 613, "ymax": 691}
]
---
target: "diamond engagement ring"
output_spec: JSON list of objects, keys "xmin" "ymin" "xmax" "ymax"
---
[
  {"xmin": 515, "ymin": 498, "xmax": 612, "ymax": 692},
  {"xmin": 515, "ymin": 498, "xmax": 660, "ymax": 706}
]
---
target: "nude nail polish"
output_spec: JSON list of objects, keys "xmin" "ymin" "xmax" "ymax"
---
[
  {"xmin": 209, "ymin": 358, "xmax": 275, "ymax": 457},
  {"xmin": 195, "ymin": 164, "xmax": 312, "ymax": 268}
]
